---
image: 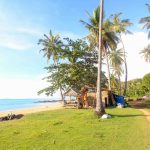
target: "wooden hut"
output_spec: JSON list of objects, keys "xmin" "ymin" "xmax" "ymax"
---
[
  {"xmin": 87, "ymin": 88, "xmax": 115, "ymax": 107},
  {"xmin": 64, "ymin": 88, "xmax": 79, "ymax": 103}
]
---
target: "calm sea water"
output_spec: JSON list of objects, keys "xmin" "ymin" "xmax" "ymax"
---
[{"xmin": 0, "ymin": 99, "xmax": 59, "ymax": 111}]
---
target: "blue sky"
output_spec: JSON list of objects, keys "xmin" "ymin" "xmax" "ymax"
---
[{"xmin": 0, "ymin": 0, "xmax": 149, "ymax": 98}]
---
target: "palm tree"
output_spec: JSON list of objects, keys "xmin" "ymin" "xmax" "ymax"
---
[
  {"xmin": 110, "ymin": 13, "xmax": 132, "ymax": 96},
  {"xmin": 140, "ymin": 44, "xmax": 150, "ymax": 62},
  {"xmin": 38, "ymin": 30, "xmax": 62, "ymax": 64},
  {"xmin": 96, "ymin": 0, "xmax": 105, "ymax": 115},
  {"xmin": 81, "ymin": 1, "xmax": 106, "ymax": 115},
  {"xmin": 80, "ymin": 5, "xmax": 119, "ymax": 113},
  {"xmin": 139, "ymin": 4, "xmax": 150, "ymax": 38},
  {"xmin": 108, "ymin": 48, "xmax": 124, "ymax": 94},
  {"xmin": 110, "ymin": 75, "xmax": 120, "ymax": 93},
  {"xmin": 38, "ymin": 30, "xmax": 65, "ymax": 105}
]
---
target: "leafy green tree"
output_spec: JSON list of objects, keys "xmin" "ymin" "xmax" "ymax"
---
[
  {"xmin": 126, "ymin": 76, "xmax": 150, "ymax": 98},
  {"xmin": 38, "ymin": 38, "xmax": 107, "ymax": 98},
  {"xmin": 110, "ymin": 13, "xmax": 132, "ymax": 96},
  {"xmin": 142, "ymin": 73, "xmax": 150, "ymax": 96},
  {"xmin": 38, "ymin": 30, "xmax": 65, "ymax": 105},
  {"xmin": 139, "ymin": 4, "xmax": 150, "ymax": 38}
]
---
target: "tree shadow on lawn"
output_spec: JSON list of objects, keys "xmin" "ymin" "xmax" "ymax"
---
[{"xmin": 111, "ymin": 114, "xmax": 150, "ymax": 118}]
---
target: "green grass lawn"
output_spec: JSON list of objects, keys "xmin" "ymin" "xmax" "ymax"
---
[{"xmin": 0, "ymin": 108, "xmax": 150, "ymax": 150}]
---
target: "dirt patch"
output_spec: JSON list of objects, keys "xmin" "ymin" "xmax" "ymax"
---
[
  {"xmin": 139, "ymin": 109, "xmax": 150, "ymax": 122},
  {"xmin": 128, "ymin": 100, "xmax": 150, "ymax": 109},
  {"xmin": 128, "ymin": 100, "xmax": 150, "ymax": 123}
]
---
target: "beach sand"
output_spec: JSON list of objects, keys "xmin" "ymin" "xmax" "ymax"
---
[{"xmin": 0, "ymin": 103, "xmax": 63, "ymax": 117}]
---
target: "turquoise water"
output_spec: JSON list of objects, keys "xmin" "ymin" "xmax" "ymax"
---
[{"xmin": 0, "ymin": 99, "xmax": 59, "ymax": 111}]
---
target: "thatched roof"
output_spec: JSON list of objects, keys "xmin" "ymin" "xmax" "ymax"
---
[{"xmin": 64, "ymin": 89, "xmax": 79, "ymax": 97}]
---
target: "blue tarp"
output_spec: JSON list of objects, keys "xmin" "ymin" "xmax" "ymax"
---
[{"xmin": 114, "ymin": 95, "xmax": 125, "ymax": 106}]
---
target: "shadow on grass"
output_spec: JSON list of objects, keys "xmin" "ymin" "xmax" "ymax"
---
[{"xmin": 111, "ymin": 114, "xmax": 150, "ymax": 118}]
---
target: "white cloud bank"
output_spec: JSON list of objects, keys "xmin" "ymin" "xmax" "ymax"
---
[
  {"xmin": 0, "ymin": 75, "xmax": 60, "ymax": 99},
  {"xmin": 122, "ymin": 32, "xmax": 150, "ymax": 80},
  {"xmin": 103, "ymin": 31, "xmax": 150, "ymax": 81}
]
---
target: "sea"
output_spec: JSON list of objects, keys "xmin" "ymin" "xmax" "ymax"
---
[{"xmin": 0, "ymin": 99, "xmax": 60, "ymax": 111}]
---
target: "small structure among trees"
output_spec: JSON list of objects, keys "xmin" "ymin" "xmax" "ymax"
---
[
  {"xmin": 64, "ymin": 89, "xmax": 79, "ymax": 102},
  {"xmin": 63, "ymin": 87, "xmax": 115, "ymax": 109}
]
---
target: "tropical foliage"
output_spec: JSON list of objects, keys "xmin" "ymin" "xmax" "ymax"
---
[
  {"xmin": 38, "ymin": 30, "xmax": 62, "ymax": 64},
  {"xmin": 38, "ymin": 37, "xmax": 107, "ymax": 97},
  {"xmin": 110, "ymin": 13, "xmax": 132, "ymax": 96},
  {"xmin": 126, "ymin": 73, "xmax": 150, "ymax": 97},
  {"xmin": 140, "ymin": 44, "xmax": 150, "ymax": 62},
  {"xmin": 139, "ymin": 4, "xmax": 150, "ymax": 63},
  {"xmin": 80, "ymin": 4, "xmax": 119, "ymax": 115},
  {"xmin": 139, "ymin": 4, "xmax": 150, "ymax": 38}
]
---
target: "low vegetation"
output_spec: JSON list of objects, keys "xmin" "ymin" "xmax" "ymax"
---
[
  {"xmin": 0, "ymin": 108, "xmax": 150, "ymax": 150},
  {"xmin": 126, "ymin": 73, "xmax": 150, "ymax": 98}
]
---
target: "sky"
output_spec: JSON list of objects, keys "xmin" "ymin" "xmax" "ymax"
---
[{"xmin": 0, "ymin": 0, "xmax": 149, "ymax": 98}]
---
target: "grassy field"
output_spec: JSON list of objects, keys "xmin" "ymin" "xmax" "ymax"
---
[{"xmin": 0, "ymin": 108, "xmax": 150, "ymax": 150}]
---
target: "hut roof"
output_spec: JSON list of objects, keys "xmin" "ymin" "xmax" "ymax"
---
[{"xmin": 64, "ymin": 89, "xmax": 79, "ymax": 97}]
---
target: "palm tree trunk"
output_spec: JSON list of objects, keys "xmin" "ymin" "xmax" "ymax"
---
[
  {"xmin": 118, "ymin": 75, "xmax": 122, "ymax": 95},
  {"xmin": 55, "ymin": 61, "xmax": 65, "ymax": 106},
  {"xmin": 95, "ymin": 0, "xmax": 105, "ymax": 116},
  {"xmin": 119, "ymin": 34, "xmax": 128, "ymax": 96},
  {"xmin": 105, "ymin": 48, "xmax": 111, "ymax": 91},
  {"xmin": 104, "ymin": 48, "xmax": 115, "ymax": 105},
  {"xmin": 60, "ymin": 86, "xmax": 65, "ymax": 106}
]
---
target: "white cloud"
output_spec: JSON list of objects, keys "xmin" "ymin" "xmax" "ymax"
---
[
  {"xmin": 103, "ymin": 31, "xmax": 150, "ymax": 81},
  {"xmin": 16, "ymin": 27, "xmax": 43, "ymax": 36},
  {"xmin": 121, "ymin": 32, "xmax": 150, "ymax": 80},
  {"xmin": 0, "ymin": 75, "xmax": 60, "ymax": 99},
  {"xmin": 0, "ymin": 34, "xmax": 34, "ymax": 50}
]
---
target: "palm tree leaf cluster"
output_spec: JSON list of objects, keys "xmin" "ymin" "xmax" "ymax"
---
[
  {"xmin": 139, "ymin": 4, "xmax": 150, "ymax": 38},
  {"xmin": 140, "ymin": 44, "xmax": 150, "ymax": 62},
  {"xmin": 80, "ymin": 5, "xmax": 132, "ymax": 96}
]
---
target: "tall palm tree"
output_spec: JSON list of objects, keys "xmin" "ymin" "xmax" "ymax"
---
[
  {"xmin": 81, "ymin": 1, "xmax": 106, "ymax": 115},
  {"xmin": 111, "ymin": 13, "xmax": 132, "ymax": 96},
  {"xmin": 108, "ymin": 48, "xmax": 124, "ymax": 94},
  {"xmin": 140, "ymin": 44, "xmax": 150, "ymax": 62},
  {"xmin": 38, "ymin": 30, "xmax": 65, "ymax": 105},
  {"xmin": 96, "ymin": 0, "xmax": 105, "ymax": 115},
  {"xmin": 80, "ymin": 5, "xmax": 119, "ymax": 111},
  {"xmin": 139, "ymin": 4, "xmax": 150, "ymax": 39}
]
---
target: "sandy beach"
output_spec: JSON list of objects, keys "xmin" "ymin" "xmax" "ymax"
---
[{"xmin": 0, "ymin": 103, "xmax": 62, "ymax": 117}]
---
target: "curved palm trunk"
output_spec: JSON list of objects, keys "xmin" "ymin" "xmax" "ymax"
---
[
  {"xmin": 95, "ymin": 0, "xmax": 105, "ymax": 116},
  {"xmin": 55, "ymin": 62, "xmax": 65, "ymax": 106},
  {"xmin": 119, "ymin": 34, "xmax": 128, "ymax": 96}
]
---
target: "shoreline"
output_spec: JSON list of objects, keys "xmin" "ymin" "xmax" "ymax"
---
[{"xmin": 0, "ymin": 103, "xmax": 62, "ymax": 117}]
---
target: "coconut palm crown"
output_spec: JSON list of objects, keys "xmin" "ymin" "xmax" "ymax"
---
[
  {"xmin": 38, "ymin": 30, "xmax": 63, "ymax": 64},
  {"xmin": 139, "ymin": 4, "xmax": 150, "ymax": 38},
  {"xmin": 140, "ymin": 44, "xmax": 150, "ymax": 62},
  {"xmin": 80, "ymin": 6, "xmax": 119, "ymax": 52}
]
